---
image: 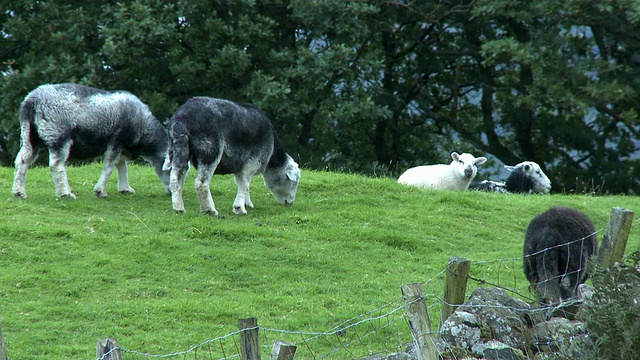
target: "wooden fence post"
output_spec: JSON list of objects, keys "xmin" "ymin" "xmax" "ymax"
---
[
  {"xmin": 440, "ymin": 256, "xmax": 470, "ymax": 328},
  {"xmin": 270, "ymin": 340, "xmax": 297, "ymax": 360},
  {"xmin": 239, "ymin": 317, "xmax": 261, "ymax": 360},
  {"xmin": 0, "ymin": 320, "xmax": 7, "ymax": 360},
  {"xmin": 599, "ymin": 207, "xmax": 634, "ymax": 268},
  {"xmin": 96, "ymin": 338, "xmax": 122, "ymax": 360},
  {"xmin": 401, "ymin": 283, "xmax": 438, "ymax": 360}
]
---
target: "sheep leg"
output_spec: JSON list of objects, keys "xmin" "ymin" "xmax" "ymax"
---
[
  {"xmin": 535, "ymin": 250, "xmax": 561, "ymax": 304},
  {"xmin": 233, "ymin": 162, "xmax": 261, "ymax": 215},
  {"xmin": 194, "ymin": 164, "xmax": 217, "ymax": 216},
  {"xmin": 232, "ymin": 174, "xmax": 251, "ymax": 215},
  {"xmin": 115, "ymin": 158, "xmax": 135, "ymax": 195},
  {"xmin": 169, "ymin": 161, "xmax": 189, "ymax": 213},
  {"xmin": 94, "ymin": 147, "xmax": 124, "ymax": 198},
  {"xmin": 562, "ymin": 241, "xmax": 592, "ymax": 301},
  {"xmin": 49, "ymin": 140, "xmax": 76, "ymax": 199},
  {"xmin": 12, "ymin": 136, "xmax": 39, "ymax": 199}
]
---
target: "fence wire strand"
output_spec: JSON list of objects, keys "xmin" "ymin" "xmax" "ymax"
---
[{"xmin": 95, "ymin": 224, "xmax": 630, "ymax": 360}]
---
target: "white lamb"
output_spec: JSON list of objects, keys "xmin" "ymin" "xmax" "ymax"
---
[{"xmin": 397, "ymin": 152, "xmax": 487, "ymax": 191}]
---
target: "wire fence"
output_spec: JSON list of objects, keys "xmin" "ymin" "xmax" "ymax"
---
[
  {"xmin": 0, "ymin": 207, "xmax": 627, "ymax": 360},
  {"xmin": 94, "ymin": 222, "xmax": 629, "ymax": 360}
]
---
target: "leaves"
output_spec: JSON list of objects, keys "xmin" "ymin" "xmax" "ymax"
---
[{"xmin": 0, "ymin": 0, "xmax": 638, "ymax": 193}]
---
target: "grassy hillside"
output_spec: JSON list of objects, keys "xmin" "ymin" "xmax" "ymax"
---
[{"xmin": 0, "ymin": 163, "xmax": 638, "ymax": 358}]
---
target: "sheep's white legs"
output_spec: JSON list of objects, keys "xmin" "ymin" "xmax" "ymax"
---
[
  {"xmin": 12, "ymin": 133, "xmax": 39, "ymax": 199},
  {"xmin": 169, "ymin": 163, "xmax": 189, "ymax": 213},
  {"xmin": 49, "ymin": 141, "xmax": 75, "ymax": 199},
  {"xmin": 194, "ymin": 164, "xmax": 217, "ymax": 216},
  {"xmin": 233, "ymin": 162, "xmax": 261, "ymax": 215},
  {"xmin": 94, "ymin": 148, "xmax": 132, "ymax": 198},
  {"xmin": 115, "ymin": 158, "xmax": 135, "ymax": 195}
]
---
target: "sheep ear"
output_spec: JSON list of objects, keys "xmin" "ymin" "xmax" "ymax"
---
[
  {"xmin": 286, "ymin": 164, "xmax": 300, "ymax": 182},
  {"xmin": 504, "ymin": 165, "xmax": 516, "ymax": 172},
  {"xmin": 475, "ymin": 157, "xmax": 487, "ymax": 165},
  {"xmin": 451, "ymin": 152, "xmax": 460, "ymax": 161}
]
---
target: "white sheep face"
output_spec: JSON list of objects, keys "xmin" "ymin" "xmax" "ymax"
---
[
  {"xmin": 506, "ymin": 161, "xmax": 552, "ymax": 194},
  {"xmin": 263, "ymin": 157, "xmax": 300, "ymax": 205},
  {"xmin": 451, "ymin": 152, "xmax": 487, "ymax": 179}
]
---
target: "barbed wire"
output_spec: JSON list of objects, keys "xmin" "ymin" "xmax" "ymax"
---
[
  {"xmin": 96, "ymin": 224, "xmax": 632, "ymax": 359},
  {"xmin": 120, "ymin": 329, "xmax": 246, "ymax": 359},
  {"xmin": 97, "ymin": 346, "xmax": 122, "ymax": 360}
]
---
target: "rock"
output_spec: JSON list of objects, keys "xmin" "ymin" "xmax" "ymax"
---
[
  {"xmin": 438, "ymin": 311, "xmax": 483, "ymax": 350},
  {"xmin": 531, "ymin": 317, "xmax": 586, "ymax": 352},
  {"xmin": 471, "ymin": 340, "xmax": 526, "ymax": 360},
  {"xmin": 439, "ymin": 287, "xmax": 533, "ymax": 351},
  {"xmin": 577, "ymin": 283, "xmax": 594, "ymax": 302}
]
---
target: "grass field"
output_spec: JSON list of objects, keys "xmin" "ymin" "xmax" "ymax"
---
[{"xmin": 1, "ymin": 163, "xmax": 638, "ymax": 359}]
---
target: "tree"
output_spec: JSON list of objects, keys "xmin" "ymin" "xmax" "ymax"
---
[{"xmin": 1, "ymin": 0, "xmax": 638, "ymax": 193}]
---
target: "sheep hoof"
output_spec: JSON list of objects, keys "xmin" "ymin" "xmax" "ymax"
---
[
  {"xmin": 233, "ymin": 206, "xmax": 247, "ymax": 215},
  {"xmin": 174, "ymin": 208, "xmax": 186, "ymax": 214},
  {"xmin": 94, "ymin": 190, "xmax": 108, "ymax": 198},
  {"xmin": 13, "ymin": 192, "xmax": 27, "ymax": 199},
  {"xmin": 60, "ymin": 193, "xmax": 77, "ymax": 200},
  {"xmin": 119, "ymin": 188, "xmax": 136, "ymax": 195},
  {"xmin": 201, "ymin": 209, "xmax": 219, "ymax": 217}
]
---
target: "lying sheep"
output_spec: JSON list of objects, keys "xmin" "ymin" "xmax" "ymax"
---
[
  {"xmin": 12, "ymin": 83, "xmax": 170, "ymax": 199},
  {"xmin": 397, "ymin": 152, "xmax": 487, "ymax": 191},
  {"xmin": 523, "ymin": 206, "xmax": 598, "ymax": 304},
  {"xmin": 163, "ymin": 97, "xmax": 301, "ymax": 216},
  {"xmin": 470, "ymin": 161, "xmax": 552, "ymax": 194}
]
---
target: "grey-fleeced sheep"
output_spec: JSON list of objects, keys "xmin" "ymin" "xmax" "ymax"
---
[
  {"xmin": 523, "ymin": 206, "xmax": 598, "ymax": 304},
  {"xmin": 163, "ymin": 97, "xmax": 300, "ymax": 216},
  {"xmin": 470, "ymin": 161, "xmax": 552, "ymax": 194},
  {"xmin": 397, "ymin": 152, "xmax": 487, "ymax": 191},
  {"xmin": 12, "ymin": 83, "xmax": 170, "ymax": 199}
]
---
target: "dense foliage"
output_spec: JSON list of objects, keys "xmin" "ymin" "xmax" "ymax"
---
[
  {"xmin": 1, "ymin": 0, "xmax": 639, "ymax": 193},
  {"xmin": 579, "ymin": 260, "xmax": 640, "ymax": 359}
]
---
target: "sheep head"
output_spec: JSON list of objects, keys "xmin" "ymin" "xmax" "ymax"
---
[
  {"xmin": 505, "ymin": 161, "xmax": 552, "ymax": 194},
  {"xmin": 450, "ymin": 152, "xmax": 487, "ymax": 179}
]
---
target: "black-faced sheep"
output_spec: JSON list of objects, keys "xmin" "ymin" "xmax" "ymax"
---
[
  {"xmin": 12, "ymin": 83, "xmax": 170, "ymax": 199},
  {"xmin": 470, "ymin": 161, "xmax": 552, "ymax": 194},
  {"xmin": 523, "ymin": 206, "xmax": 598, "ymax": 304},
  {"xmin": 163, "ymin": 97, "xmax": 301, "ymax": 216},
  {"xmin": 397, "ymin": 152, "xmax": 487, "ymax": 191}
]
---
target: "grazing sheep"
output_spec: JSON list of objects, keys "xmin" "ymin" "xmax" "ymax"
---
[
  {"xmin": 163, "ymin": 97, "xmax": 301, "ymax": 216},
  {"xmin": 12, "ymin": 83, "xmax": 170, "ymax": 199},
  {"xmin": 397, "ymin": 152, "xmax": 487, "ymax": 191},
  {"xmin": 470, "ymin": 161, "xmax": 552, "ymax": 194},
  {"xmin": 523, "ymin": 206, "xmax": 598, "ymax": 304}
]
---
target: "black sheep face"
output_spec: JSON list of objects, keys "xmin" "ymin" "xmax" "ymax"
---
[{"xmin": 505, "ymin": 161, "xmax": 552, "ymax": 194}]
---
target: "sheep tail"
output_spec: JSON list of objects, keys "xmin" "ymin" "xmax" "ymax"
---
[{"xmin": 18, "ymin": 96, "xmax": 38, "ymax": 150}]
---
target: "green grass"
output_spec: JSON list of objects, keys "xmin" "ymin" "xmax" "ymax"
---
[{"xmin": 0, "ymin": 163, "xmax": 638, "ymax": 358}]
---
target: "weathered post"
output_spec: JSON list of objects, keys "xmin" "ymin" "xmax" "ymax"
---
[
  {"xmin": 239, "ymin": 317, "xmax": 261, "ymax": 360},
  {"xmin": 270, "ymin": 340, "xmax": 297, "ymax": 360},
  {"xmin": 440, "ymin": 256, "xmax": 470, "ymax": 328},
  {"xmin": 0, "ymin": 320, "xmax": 7, "ymax": 360},
  {"xmin": 401, "ymin": 282, "xmax": 438, "ymax": 360},
  {"xmin": 96, "ymin": 338, "xmax": 122, "ymax": 360},
  {"xmin": 599, "ymin": 207, "xmax": 634, "ymax": 268}
]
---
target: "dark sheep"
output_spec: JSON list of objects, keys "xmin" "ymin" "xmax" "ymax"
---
[
  {"xmin": 12, "ymin": 83, "xmax": 170, "ymax": 199},
  {"xmin": 470, "ymin": 161, "xmax": 551, "ymax": 194},
  {"xmin": 163, "ymin": 97, "xmax": 300, "ymax": 215},
  {"xmin": 523, "ymin": 206, "xmax": 598, "ymax": 304}
]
